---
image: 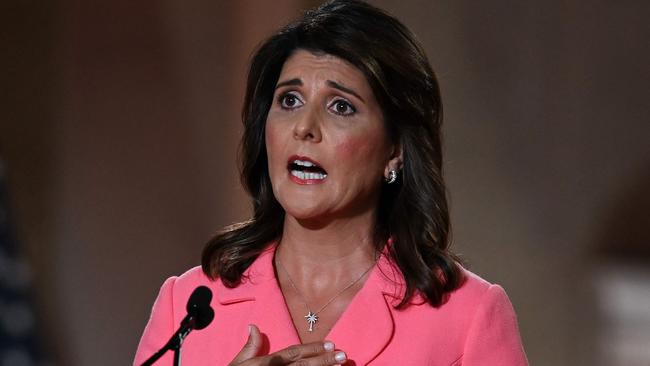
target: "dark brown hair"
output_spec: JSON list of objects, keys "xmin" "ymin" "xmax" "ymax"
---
[{"xmin": 202, "ymin": 0, "xmax": 463, "ymax": 308}]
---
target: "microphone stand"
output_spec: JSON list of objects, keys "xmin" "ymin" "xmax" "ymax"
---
[
  {"xmin": 141, "ymin": 316, "xmax": 196, "ymax": 366},
  {"xmin": 141, "ymin": 285, "xmax": 214, "ymax": 366}
]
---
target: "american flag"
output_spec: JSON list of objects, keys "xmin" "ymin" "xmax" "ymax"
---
[{"xmin": 0, "ymin": 160, "xmax": 52, "ymax": 366}]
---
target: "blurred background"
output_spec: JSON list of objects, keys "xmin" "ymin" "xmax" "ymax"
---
[{"xmin": 1, "ymin": 1, "xmax": 649, "ymax": 365}]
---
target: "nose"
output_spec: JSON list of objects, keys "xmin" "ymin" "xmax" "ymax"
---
[{"xmin": 293, "ymin": 106, "xmax": 322, "ymax": 142}]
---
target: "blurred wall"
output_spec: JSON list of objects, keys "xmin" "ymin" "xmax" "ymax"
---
[{"xmin": 1, "ymin": 1, "xmax": 648, "ymax": 365}]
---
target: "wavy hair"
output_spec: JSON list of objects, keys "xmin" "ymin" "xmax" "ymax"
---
[{"xmin": 202, "ymin": 0, "xmax": 463, "ymax": 308}]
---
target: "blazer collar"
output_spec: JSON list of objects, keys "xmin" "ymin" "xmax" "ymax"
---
[{"xmin": 215, "ymin": 243, "xmax": 408, "ymax": 365}]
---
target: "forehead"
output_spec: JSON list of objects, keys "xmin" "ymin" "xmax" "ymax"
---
[{"xmin": 278, "ymin": 50, "xmax": 371, "ymax": 90}]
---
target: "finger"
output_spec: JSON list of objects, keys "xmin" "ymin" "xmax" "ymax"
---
[
  {"xmin": 230, "ymin": 324, "xmax": 263, "ymax": 365},
  {"xmin": 268, "ymin": 340, "xmax": 338, "ymax": 364},
  {"xmin": 287, "ymin": 349, "xmax": 347, "ymax": 366}
]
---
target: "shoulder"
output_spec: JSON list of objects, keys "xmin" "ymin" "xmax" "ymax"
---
[
  {"xmin": 141, "ymin": 267, "xmax": 224, "ymax": 332},
  {"xmin": 175, "ymin": 265, "xmax": 215, "ymax": 288},
  {"xmin": 376, "ymin": 265, "xmax": 527, "ymax": 364},
  {"xmin": 460, "ymin": 266, "xmax": 493, "ymax": 292},
  {"xmin": 159, "ymin": 266, "xmax": 222, "ymax": 306},
  {"xmin": 442, "ymin": 266, "xmax": 515, "ymax": 317},
  {"xmin": 454, "ymin": 267, "xmax": 503, "ymax": 301},
  {"xmin": 410, "ymin": 267, "xmax": 527, "ymax": 364},
  {"xmin": 446, "ymin": 268, "xmax": 528, "ymax": 365},
  {"xmin": 159, "ymin": 257, "xmax": 270, "ymax": 308},
  {"xmin": 386, "ymin": 264, "xmax": 516, "ymax": 323},
  {"xmin": 393, "ymin": 266, "xmax": 519, "ymax": 337}
]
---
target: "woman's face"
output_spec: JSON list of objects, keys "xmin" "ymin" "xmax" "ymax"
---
[{"xmin": 265, "ymin": 50, "xmax": 398, "ymax": 223}]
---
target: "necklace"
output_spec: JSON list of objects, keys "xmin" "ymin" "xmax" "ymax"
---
[{"xmin": 275, "ymin": 255, "xmax": 376, "ymax": 332}]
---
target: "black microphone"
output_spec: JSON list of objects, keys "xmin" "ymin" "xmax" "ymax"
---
[
  {"xmin": 141, "ymin": 286, "xmax": 215, "ymax": 366},
  {"xmin": 182, "ymin": 285, "xmax": 214, "ymax": 331}
]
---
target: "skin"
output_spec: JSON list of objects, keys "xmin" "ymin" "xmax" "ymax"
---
[{"xmin": 231, "ymin": 50, "xmax": 402, "ymax": 365}]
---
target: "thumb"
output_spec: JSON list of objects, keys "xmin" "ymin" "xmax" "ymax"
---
[{"xmin": 230, "ymin": 324, "xmax": 263, "ymax": 365}]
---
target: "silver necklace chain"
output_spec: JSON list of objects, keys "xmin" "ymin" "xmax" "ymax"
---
[{"xmin": 275, "ymin": 255, "xmax": 376, "ymax": 332}]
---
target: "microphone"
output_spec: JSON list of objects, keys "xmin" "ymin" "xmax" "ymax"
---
[
  {"xmin": 141, "ymin": 286, "xmax": 215, "ymax": 366},
  {"xmin": 182, "ymin": 285, "xmax": 215, "ymax": 331}
]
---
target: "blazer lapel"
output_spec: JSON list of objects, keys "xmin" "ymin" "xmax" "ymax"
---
[
  {"xmin": 327, "ymin": 253, "xmax": 402, "ymax": 365},
  {"xmin": 215, "ymin": 245, "xmax": 301, "ymax": 353}
]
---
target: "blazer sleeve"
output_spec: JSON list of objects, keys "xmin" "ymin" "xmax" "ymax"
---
[
  {"xmin": 133, "ymin": 276, "xmax": 178, "ymax": 366},
  {"xmin": 459, "ymin": 284, "xmax": 528, "ymax": 366}
]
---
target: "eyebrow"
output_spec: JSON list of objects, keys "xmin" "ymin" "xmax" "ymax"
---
[
  {"xmin": 274, "ymin": 78, "xmax": 365, "ymax": 102},
  {"xmin": 327, "ymin": 80, "xmax": 364, "ymax": 102},
  {"xmin": 275, "ymin": 78, "xmax": 302, "ymax": 89}
]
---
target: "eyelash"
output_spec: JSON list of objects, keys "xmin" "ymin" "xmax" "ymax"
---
[
  {"xmin": 329, "ymin": 99, "xmax": 356, "ymax": 116},
  {"xmin": 278, "ymin": 92, "xmax": 303, "ymax": 110},
  {"xmin": 277, "ymin": 92, "xmax": 357, "ymax": 117}
]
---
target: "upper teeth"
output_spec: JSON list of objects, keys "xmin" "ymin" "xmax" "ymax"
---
[
  {"xmin": 291, "ymin": 170, "xmax": 327, "ymax": 180},
  {"xmin": 294, "ymin": 160, "xmax": 315, "ymax": 167}
]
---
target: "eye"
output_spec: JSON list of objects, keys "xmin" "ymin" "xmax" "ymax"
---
[
  {"xmin": 278, "ymin": 92, "xmax": 303, "ymax": 110},
  {"xmin": 330, "ymin": 99, "xmax": 356, "ymax": 116}
]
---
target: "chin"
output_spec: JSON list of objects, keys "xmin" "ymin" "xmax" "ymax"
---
[
  {"xmin": 279, "ymin": 201, "xmax": 333, "ymax": 224},
  {"xmin": 274, "ymin": 186, "xmax": 329, "ymax": 219},
  {"xmin": 283, "ymin": 205, "xmax": 326, "ymax": 221}
]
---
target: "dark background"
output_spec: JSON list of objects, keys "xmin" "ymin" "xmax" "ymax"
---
[{"xmin": 1, "ymin": 1, "xmax": 649, "ymax": 365}]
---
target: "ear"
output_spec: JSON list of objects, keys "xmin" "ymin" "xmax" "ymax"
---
[{"xmin": 384, "ymin": 142, "xmax": 404, "ymax": 179}]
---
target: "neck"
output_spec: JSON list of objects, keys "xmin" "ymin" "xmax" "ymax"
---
[{"xmin": 275, "ymin": 211, "xmax": 378, "ymax": 291}]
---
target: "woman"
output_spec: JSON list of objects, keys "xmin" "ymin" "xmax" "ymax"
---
[{"xmin": 134, "ymin": 1, "xmax": 528, "ymax": 365}]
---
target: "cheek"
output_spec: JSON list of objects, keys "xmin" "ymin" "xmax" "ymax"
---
[
  {"xmin": 335, "ymin": 136, "xmax": 365, "ymax": 159},
  {"xmin": 334, "ymin": 134, "xmax": 386, "ymax": 171},
  {"xmin": 265, "ymin": 122, "xmax": 281, "ymax": 163},
  {"xmin": 264, "ymin": 123, "xmax": 285, "ymax": 183}
]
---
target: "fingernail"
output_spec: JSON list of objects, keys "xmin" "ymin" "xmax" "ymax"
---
[
  {"xmin": 334, "ymin": 351, "xmax": 347, "ymax": 362},
  {"xmin": 248, "ymin": 324, "xmax": 253, "ymax": 335},
  {"xmin": 324, "ymin": 341, "xmax": 335, "ymax": 351}
]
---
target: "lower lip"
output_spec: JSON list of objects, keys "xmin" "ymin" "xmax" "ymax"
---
[{"xmin": 288, "ymin": 171, "xmax": 327, "ymax": 185}]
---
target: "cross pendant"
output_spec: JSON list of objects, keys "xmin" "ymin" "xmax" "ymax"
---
[{"xmin": 305, "ymin": 311, "xmax": 318, "ymax": 332}]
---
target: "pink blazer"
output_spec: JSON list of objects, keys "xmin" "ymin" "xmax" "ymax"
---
[{"xmin": 134, "ymin": 244, "xmax": 528, "ymax": 365}]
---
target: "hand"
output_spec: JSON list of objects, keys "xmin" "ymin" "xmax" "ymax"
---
[{"xmin": 229, "ymin": 324, "xmax": 347, "ymax": 366}]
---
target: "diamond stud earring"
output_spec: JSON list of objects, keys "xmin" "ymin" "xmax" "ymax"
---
[{"xmin": 386, "ymin": 170, "xmax": 397, "ymax": 184}]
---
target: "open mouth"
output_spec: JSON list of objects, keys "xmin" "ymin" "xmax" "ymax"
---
[{"xmin": 287, "ymin": 156, "xmax": 328, "ymax": 181}]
